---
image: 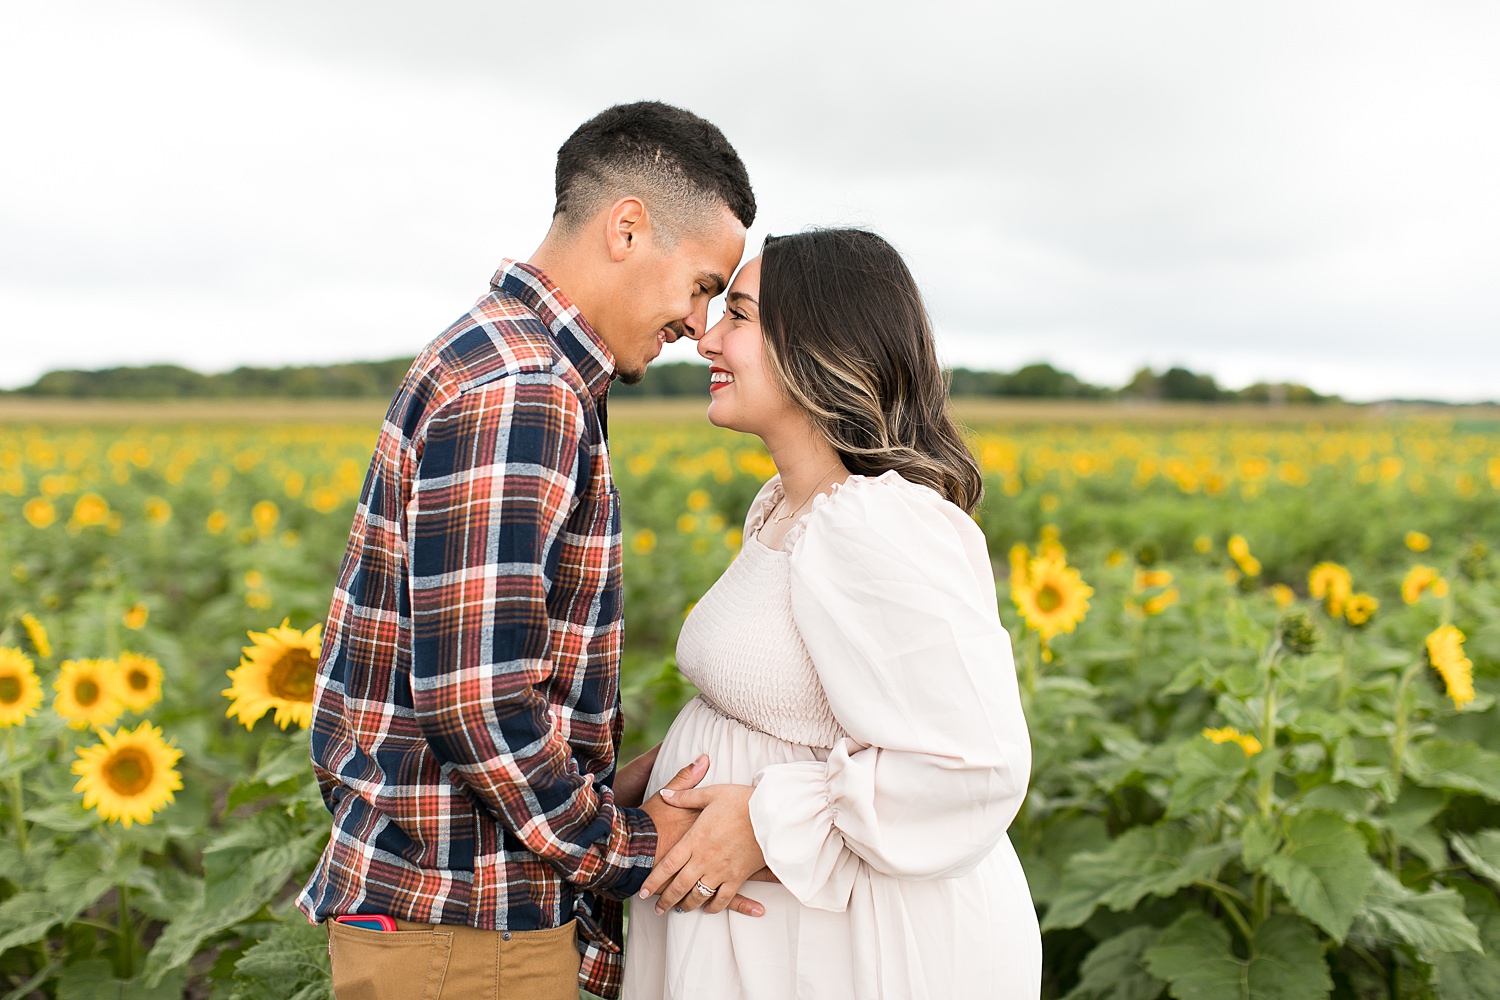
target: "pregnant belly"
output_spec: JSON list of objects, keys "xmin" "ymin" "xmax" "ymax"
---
[{"xmin": 645, "ymin": 696, "xmax": 831, "ymax": 799}]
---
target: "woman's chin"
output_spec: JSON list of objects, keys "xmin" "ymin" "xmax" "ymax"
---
[{"xmin": 705, "ymin": 400, "xmax": 734, "ymax": 430}]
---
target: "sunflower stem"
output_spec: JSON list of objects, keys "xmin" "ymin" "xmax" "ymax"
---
[
  {"xmin": 6, "ymin": 730, "xmax": 26, "ymax": 853},
  {"xmin": 1020, "ymin": 629, "xmax": 1040, "ymax": 701},
  {"xmin": 117, "ymin": 882, "xmax": 135, "ymax": 980},
  {"xmin": 1336, "ymin": 628, "xmax": 1352, "ymax": 710},
  {"xmin": 1256, "ymin": 637, "xmax": 1282, "ymax": 823}
]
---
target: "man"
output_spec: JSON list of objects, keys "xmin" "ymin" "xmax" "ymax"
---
[{"xmin": 297, "ymin": 101, "xmax": 757, "ymax": 999}]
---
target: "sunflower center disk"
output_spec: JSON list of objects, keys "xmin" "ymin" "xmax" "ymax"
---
[
  {"xmin": 128, "ymin": 670, "xmax": 150, "ymax": 692},
  {"xmin": 269, "ymin": 650, "xmax": 317, "ymax": 702},
  {"xmin": 1035, "ymin": 585, "xmax": 1063, "ymax": 613},
  {"xmin": 0, "ymin": 676, "xmax": 21, "ymax": 704},
  {"xmin": 76, "ymin": 679, "xmax": 101, "ymax": 706},
  {"xmin": 105, "ymin": 749, "xmax": 154, "ymax": 796}
]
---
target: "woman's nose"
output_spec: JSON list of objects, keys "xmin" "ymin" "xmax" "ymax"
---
[{"xmin": 698, "ymin": 318, "xmax": 725, "ymax": 359}]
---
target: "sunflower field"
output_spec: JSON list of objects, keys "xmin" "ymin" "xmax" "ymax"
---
[{"xmin": 1, "ymin": 400, "xmax": 1498, "ymax": 999}]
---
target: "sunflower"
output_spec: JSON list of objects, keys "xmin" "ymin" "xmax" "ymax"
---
[
  {"xmin": 1426, "ymin": 624, "xmax": 1475, "ymax": 710},
  {"xmin": 1202, "ymin": 726, "xmax": 1263, "ymax": 756},
  {"xmin": 144, "ymin": 496, "xmax": 173, "ymax": 526},
  {"xmin": 1269, "ymin": 584, "xmax": 1296, "ymax": 609},
  {"xmin": 1141, "ymin": 588, "xmax": 1180, "ymax": 616},
  {"xmin": 1013, "ymin": 557, "xmax": 1093, "ymax": 641},
  {"xmin": 116, "ymin": 653, "xmax": 163, "ymax": 712},
  {"xmin": 1343, "ymin": 593, "xmax": 1378, "ymax": 628},
  {"xmin": 20, "ymin": 613, "xmax": 51, "ymax": 658},
  {"xmin": 72, "ymin": 721, "xmax": 183, "ymax": 827},
  {"xmin": 54, "ymin": 658, "xmax": 124, "ymax": 730},
  {"xmin": 223, "ymin": 619, "xmax": 322, "ymax": 729},
  {"xmin": 0, "ymin": 648, "xmax": 44, "ymax": 727},
  {"xmin": 1401, "ymin": 565, "xmax": 1449, "ymax": 605},
  {"xmin": 1128, "ymin": 568, "xmax": 1177, "ymax": 617},
  {"xmin": 251, "ymin": 500, "xmax": 280, "ymax": 537},
  {"xmin": 23, "ymin": 498, "xmax": 56, "ymax": 529},
  {"xmin": 1308, "ymin": 562, "xmax": 1353, "ymax": 617},
  {"xmin": 1227, "ymin": 535, "xmax": 1262, "ymax": 577},
  {"xmin": 630, "ymin": 529, "xmax": 658, "ymax": 555},
  {"xmin": 1405, "ymin": 531, "xmax": 1431, "ymax": 552},
  {"xmin": 123, "ymin": 603, "xmax": 149, "ymax": 631},
  {"xmin": 1133, "ymin": 568, "xmax": 1174, "ymax": 591},
  {"xmin": 70, "ymin": 493, "xmax": 111, "ymax": 528}
]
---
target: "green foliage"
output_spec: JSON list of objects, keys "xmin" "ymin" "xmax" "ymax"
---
[
  {"xmin": 2, "ymin": 410, "xmax": 1497, "ymax": 997},
  {"xmin": 1248, "ymin": 811, "xmax": 1373, "ymax": 942},
  {"xmin": 1142, "ymin": 912, "xmax": 1332, "ymax": 1000}
]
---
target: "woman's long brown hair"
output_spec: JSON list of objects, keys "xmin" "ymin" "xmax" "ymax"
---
[{"xmin": 759, "ymin": 229, "xmax": 984, "ymax": 514}]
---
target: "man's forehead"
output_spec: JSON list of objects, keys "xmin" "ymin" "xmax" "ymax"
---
[{"xmin": 691, "ymin": 229, "xmax": 746, "ymax": 292}]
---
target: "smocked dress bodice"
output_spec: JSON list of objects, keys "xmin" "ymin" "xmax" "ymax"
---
[{"xmin": 673, "ymin": 485, "xmax": 844, "ymax": 750}]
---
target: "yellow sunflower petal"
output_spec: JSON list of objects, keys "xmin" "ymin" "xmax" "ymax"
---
[
  {"xmin": 0, "ymin": 648, "xmax": 45, "ymax": 727},
  {"xmin": 223, "ymin": 620, "xmax": 322, "ymax": 730},
  {"xmin": 72, "ymin": 721, "xmax": 183, "ymax": 827}
]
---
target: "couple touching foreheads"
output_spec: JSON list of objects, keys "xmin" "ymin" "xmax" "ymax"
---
[{"xmin": 296, "ymin": 101, "xmax": 1041, "ymax": 999}]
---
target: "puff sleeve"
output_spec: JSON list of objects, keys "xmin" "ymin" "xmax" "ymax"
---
[{"xmin": 747, "ymin": 473, "xmax": 1031, "ymax": 911}]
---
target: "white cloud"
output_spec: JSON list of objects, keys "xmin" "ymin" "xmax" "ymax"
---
[{"xmin": 3, "ymin": 0, "xmax": 1497, "ymax": 401}]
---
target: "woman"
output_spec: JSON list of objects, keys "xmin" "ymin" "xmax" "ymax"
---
[{"xmin": 622, "ymin": 229, "xmax": 1040, "ymax": 999}]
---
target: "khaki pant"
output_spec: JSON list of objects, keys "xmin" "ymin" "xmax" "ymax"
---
[{"xmin": 327, "ymin": 917, "xmax": 580, "ymax": 1000}]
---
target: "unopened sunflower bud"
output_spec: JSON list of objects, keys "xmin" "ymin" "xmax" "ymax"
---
[{"xmin": 1279, "ymin": 610, "xmax": 1319, "ymax": 656}]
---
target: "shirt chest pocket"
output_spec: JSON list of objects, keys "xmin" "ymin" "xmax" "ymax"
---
[{"xmin": 554, "ymin": 484, "xmax": 621, "ymax": 631}]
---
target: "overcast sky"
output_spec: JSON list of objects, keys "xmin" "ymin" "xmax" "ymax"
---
[{"xmin": 3, "ymin": 0, "xmax": 1497, "ymax": 401}]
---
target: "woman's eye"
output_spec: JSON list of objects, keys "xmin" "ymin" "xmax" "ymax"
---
[{"xmin": 728, "ymin": 307, "xmax": 747, "ymax": 321}]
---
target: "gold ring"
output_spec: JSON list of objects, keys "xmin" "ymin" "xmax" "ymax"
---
[{"xmin": 692, "ymin": 879, "xmax": 716, "ymax": 898}]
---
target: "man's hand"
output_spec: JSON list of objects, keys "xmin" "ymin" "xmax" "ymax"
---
[
  {"xmin": 640, "ymin": 758, "xmax": 765, "ymax": 918},
  {"xmin": 640, "ymin": 783, "xmax": 766, "ymax": 916},
  {"xmin": 614, "ymin": 743, "xmax": 661, "ymax": 808}
]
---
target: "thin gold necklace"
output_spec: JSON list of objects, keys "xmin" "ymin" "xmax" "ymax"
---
[{"xmin": 770, "ymin": 460, "xmax": 843, "ymax": 524}]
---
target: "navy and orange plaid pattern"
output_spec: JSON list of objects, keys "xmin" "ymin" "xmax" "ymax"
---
[{"xmin": 297, "ymin": 261, "xmax": 655, "ymax": 997}]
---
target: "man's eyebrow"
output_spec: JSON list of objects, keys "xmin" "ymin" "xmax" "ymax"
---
[
  {"xmin": 701, "ymin": 272, "xmax": 728, "ymax": 296},
  {"xmin": 727, "ymin": 290, "xmax": 758, "ymax": 306}
]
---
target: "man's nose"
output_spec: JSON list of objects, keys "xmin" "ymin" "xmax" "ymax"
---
[{"xmin": 679, "ymin": 301, "xmax": 710, "ymax": 342}]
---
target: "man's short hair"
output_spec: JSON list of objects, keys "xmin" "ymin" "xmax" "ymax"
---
[{"xmin": 553, "ymin": 101, "xmax": 756, "ymax": 244}]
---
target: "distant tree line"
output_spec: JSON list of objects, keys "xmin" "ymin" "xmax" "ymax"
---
[
  {"xmin": 6, "ymin": 359, "xmax": 1338, "ymax": 404},
  {"xmin": 612, "ymin": 362, "xmax": 1337, "ymax": 403},
  {"xmin": 11, "ymin": 360, "xmax": 416, "ymax": 400}
]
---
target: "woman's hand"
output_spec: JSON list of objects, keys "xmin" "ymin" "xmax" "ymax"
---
[
  {"xmin": 640, "ymin": 783, "xmax": 767, "ymax": 916},
  {"xmin": 613, "ymin": 743, "xmax": 661, "ymax": 808}
]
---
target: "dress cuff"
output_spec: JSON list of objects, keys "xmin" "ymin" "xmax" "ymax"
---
[{"xmin": 749, "ymin": 761, "xmax": 858, "ymax": 912}]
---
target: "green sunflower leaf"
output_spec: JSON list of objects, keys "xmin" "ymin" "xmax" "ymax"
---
[
  {"xmin": 1166, "ymin": 738, "xmax": 1254, "ymax": 820},
  {"xmin": 1142, "ymin": 911, "xmax": 1331, "ymax": 1000},
  {"xmin": 1452, "ymin": 830, "xmax": 1500, "ymax": 889},
  {"xmin": 1042, "ymin": 824, "xmax": 1233, "ymax": 931},
  {"xmin": 1404, "ymin": 739, "xmax": 1500, "ymax": 801},
  {"xmin": 1353, "ymin": 867, "xmax": 1481, "ymax": 963},
  {"xmin": 1061, "ymin": 926, "xmax": 1166, "ymax": 1000},
  {"xmin": 1245, "ymin": 810, "xmax": 1373, "ymax": 943}
]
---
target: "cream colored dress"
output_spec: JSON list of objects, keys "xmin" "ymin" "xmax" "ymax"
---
[{"xmin": 622, "ymin": 472, "xmax": 1040, "ymax": 1000}]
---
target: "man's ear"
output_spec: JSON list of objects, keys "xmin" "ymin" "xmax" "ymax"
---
[{"xmin": 605, "ymin": 196, "xmax": 648, "ymax": 263}]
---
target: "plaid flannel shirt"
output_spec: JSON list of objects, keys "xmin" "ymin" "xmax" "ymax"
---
[{"xmin": 297, "ymin": 260, "xmax": 655, "ymax": 998}]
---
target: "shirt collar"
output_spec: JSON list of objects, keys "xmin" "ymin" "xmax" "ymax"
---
[{"xmin": 490, "ymin": 259, "xmax": 616, "ymax": 398}]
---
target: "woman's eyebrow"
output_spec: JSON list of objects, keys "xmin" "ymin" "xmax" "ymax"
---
[{"xmin": 727, "ymin": 291, "xmax": 759, "ymax": 306}]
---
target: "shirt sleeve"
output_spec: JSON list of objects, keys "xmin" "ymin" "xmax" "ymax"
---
[
  {"xmin": 747, "ymin": 474, "xmax": 1031, "ymax": 911},
  {"xmin": 406, "ymin": 372, "xmax": 655, "ymax": 897}
]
